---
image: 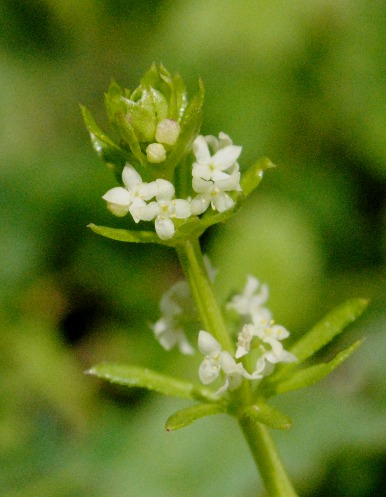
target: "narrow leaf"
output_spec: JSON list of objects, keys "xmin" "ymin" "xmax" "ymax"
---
[
  {"xmin": 114, "ymin": 112, "xmax": 146, "ymax": 166},
  {"xmin": 88, "ymin": 224, "xmax": 172, "ymax": 246},
  {"xmin": 86, "ymin": 363, "xmax": 218, "ymax": 401},
  {"xmin": 240, "ymin": 157, "xmax": 276, "ymax": 197},
  {"xmin": 272, "ymin": 339, "xmax": 363, "ymax": 395},
  {"xmin": 271, "ymin": 298, "xmax": 368, "ymax": 386},
  {"xmin": 241, "ymin": 402, "xmax": 292, "ymax": 430},
  {"xmin": 166, "ymin": 403, "xmax": 227, "ymax": 431},
  {"xmin": 290, "ymin": 299, "xmax": 368, "ymax": 364},
  {"xmin": 81, "ymin": 105, "xmax": 128, "ymax": 170},
  {"xmin": 162, "ymin": 79, "xmax": 204, "ymax": 172}
]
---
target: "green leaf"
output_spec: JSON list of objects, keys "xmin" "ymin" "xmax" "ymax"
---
[
  {"xmin": 86, "ymin": 363, "xmax": 219, "ymax": 401},
  {"xmin": 114, "ymin": 112, "xmax": 146, "ymax": 167},
  {"xmin": 162, "ymin": 79, "xmax": 204, "ymax": 173},
  {"xmin": 165, "ymin": 403, "xmax": 227, "ymax": 431},
  {"xmin": 104, "ymin": 80, "xmax": 125, "ymax": 122},
  {"xmin": 173, "ymin": 73, "xmax": 188, "ymax": 120},
  {"xmin": 88, "ymin": 224, "xmax": 175, "ymax": 246},
  {"xmin": 240, "ymin": 157, "xmax": 276, "ymax": 197},
  {"xmin": 121, "ymin": 97, "xmax": 156, "ymax": 142},
  {"xmin": 290, "ymin": 298, "xmax": 368, "ymax": 364},
  {"xmin": 140, "ymin": 63, "xmax": 160, "ymax": 88},
  {"xmin": 80, "ymin": 105, "xmax": 128, "ymax": 171},
  {"xmin": 150, "ymin": 87, "xmax": 168, "ymax": 121},
  {"xmin": 271, "ymin": 339, "xmax": 363, "ymax": 395},
  {"xmin": 241, "ymin": 402, "xmax": 292, "ymax": 430},
  {"xmin": 271, "ymin": 298, "xmax": 368, "ymax": 385}
]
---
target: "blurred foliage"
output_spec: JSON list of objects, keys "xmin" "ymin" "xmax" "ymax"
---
[{"xmin": 0, "ymin": 0, "xmax": 385, "ymax": 496}]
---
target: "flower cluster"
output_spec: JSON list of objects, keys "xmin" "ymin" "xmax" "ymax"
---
[
  {"xmin": 152, "ymin": 272, "xmax": 296, "ymax": 396},
  {"xmin": 197, "ymin": 277, "xmax": 296, "ymax": 394},
  {"xmin": 229, "ymin": 275, "xmax": 297, "ymax": 374},
  {"xmin": 102, "ymin": 133, "xmax": 242, "ymax": 240},
  {"xmin": 151, "ymin": 280, "xmax": 195, "ymax": 355},
  {"xmin": 190, "ymin": 132, "xmax": 242, "ymax": 215}
]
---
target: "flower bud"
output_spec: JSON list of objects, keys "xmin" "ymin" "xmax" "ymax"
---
[
  {"xmin": 146, "ymin": 143, "xmax": 167, "ymax": 163},
  {"xmin": 155, "ymin": 119, "xmax": 181, "ymax": 146}
]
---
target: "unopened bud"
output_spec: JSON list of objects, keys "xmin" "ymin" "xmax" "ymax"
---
[
  {"xmin": 155, "ymin": 119, "xmax": 181, "ymax": 146},
  {"xmin": 146, "ymin": 143, "xmax": 167, "ymax": 163}
]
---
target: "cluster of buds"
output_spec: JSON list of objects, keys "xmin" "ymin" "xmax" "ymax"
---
[{"xmin": 82, "ymin": 64, "xmax": 243, "ymax": 240}]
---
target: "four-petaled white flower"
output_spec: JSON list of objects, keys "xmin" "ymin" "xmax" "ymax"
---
[
  {"xmin": 190, "ymin": 170, "xmax": 241, "ymax": 215},
  {"xmin": 152, "ymin": 281, "xmax": 195, "ymax": 355},
  {"xmin": 236, "ymin": 315, "xmax": 297, "ymax": 377},
  {"xmin": 190, "ymin": 132, "xmax": 242, "ymax": 215},
  {"xmin": 227, "ymin": 275, "xmax": 269, "ymax": 316},
  {"xmin": 198, "ymin": 330, "xmax": 246, "ymax": 395},
  {"xmin": 130, "ymin": 179, "xmax": 191, "ymax": 240},
  {"xmin": 102, "ymin": 164, "xmax": 157, "ymax": 217},
  {"xmin": 192, "ymin": 132, "xmax": 242, "ymax": 182}
]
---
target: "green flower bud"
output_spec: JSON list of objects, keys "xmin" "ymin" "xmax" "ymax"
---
[
  {"xmin": 146, "ymin": 143, "xmax": 167, "ymax": 163},
  {"xmin": 156, "ymin": 119, "xmax": 181, "ymax": 146}
]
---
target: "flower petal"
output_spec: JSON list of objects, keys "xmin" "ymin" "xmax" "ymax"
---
[
  {"xmin": 155, "ymin": 216, "xmax": 175, "ymax": 240},
  {"xmin": 199, "ymin": 357, "xmax": 220, "ymax": 385},
  {"xmin": 192, "ymin": 177, "xmax": 212, "ymax": 194},
  {"xmin": 130, "ymin": 201, "xmax": 159, "ymax": 222},
  {"xmin": 138, "ymin": 181, "xmax": 158, "ymax": 201},
  {"xmin": 102, "ymin": 187, "xmax": 132, "ymax": 205},
  {"xmin": 190, "ymin": 194, "xmax": 210, "ymax": 215},
  {"xmin": 212, "ymin": 192, "xmax": 234, "ymax": 212},
  {"xmin": 192, "ymin": 162, "xmax": 212, "ymax": 181},
  {"xmin": 212, "ymin": 145, "xmax": 242, "ymax": 170},
  {"xmin": 198, "ymin": 330, "xmax": 221, "ymax": 355},
  {"xmin": 155, "ymin": 179, "xmax": 175, "ymax": 200},
  {"xmin": 171, "ymin": 199, "xmax": 191, "ymax": 219},
  {"xmin": 193, "ymin": 135, "xmax": 211, "ymax": 163},
  {"xmin": 122, "ymin": 164, "xmax": 142, "ymax": 189},
  {"xmin": 215, "ymin": 169, "xmax": 241, "ymax": 192}
]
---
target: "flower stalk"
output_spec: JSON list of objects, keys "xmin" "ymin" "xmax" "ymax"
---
[{"xmin": 176, "ymin": 238, "xmax": 234, "ymax": 353}]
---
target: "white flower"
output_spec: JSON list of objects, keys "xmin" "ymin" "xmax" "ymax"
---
[
  {"xmin": 236, "ymin": 315, "xmax": 297, "ymax": 376},
  {"xmin": 102, "ymin": 164, "xmax": 157, "ymax": 217},
  {"xmin": 190, "ymin": 170, "xmax": 241, "ymax": 215},
  {"xmin": 192, "ymin": 132, "xmax": 242, "ymax": 182},
  {"xmin": 198, "ymin": 330, "xmax": 246, "ymax": 395},
  {"xmin": 131, "ymin": 179, "xmax": 191, "ymax": 240},
  {"xmin": 227, "ymin": 275, "xmax": 269, "ymax": 317},
  {"xmin": 152, "ymin": 281, "xmax": 194, "ymax": 355}
]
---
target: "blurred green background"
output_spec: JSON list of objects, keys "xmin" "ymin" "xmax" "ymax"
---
[{"xmin": 1, "ymin": 1, "xmax": 385, "ymax": 496}]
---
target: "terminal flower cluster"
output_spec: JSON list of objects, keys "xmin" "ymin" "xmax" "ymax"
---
[{"xmin": 102, "ymin": 133, "xmax": 242, "ymax": 240}]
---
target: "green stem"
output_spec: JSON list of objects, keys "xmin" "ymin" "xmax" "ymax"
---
[
  {"xmin": 176, "ymin": 236, "xmax": 299, "ymax": 497},
  {"xmin": 239, "ymin": 418, "xmax": 299, "ymax": 497},
  {"xmin": 176, "ymin": 238, "xmax": 234, "ymax": 352}
]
